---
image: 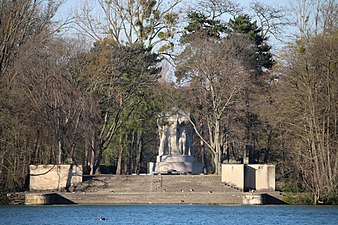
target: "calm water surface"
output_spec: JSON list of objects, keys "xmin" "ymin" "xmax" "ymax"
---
[{"xmin": 0, "ymin": 205, "xmax": 337, "ymax": 225}]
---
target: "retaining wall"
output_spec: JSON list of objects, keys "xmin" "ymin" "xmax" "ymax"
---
[{"xmin": 29, "ymin": 164, "xmax": 83, "ymax": 191}]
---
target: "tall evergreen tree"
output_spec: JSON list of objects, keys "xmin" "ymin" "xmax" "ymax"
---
[
  {"xmin": 182, "ymin": 12, "xmax": 227, "ymax": 40},
  {"xmin": 228, "ymin": 14, "xmax": 274, "ymax": 70},
  {"xmin": 227, "ymin": 15, "xmax": 276, "ymax": 164}
]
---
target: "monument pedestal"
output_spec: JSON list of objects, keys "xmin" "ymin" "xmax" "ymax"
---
[
  {"xmin": 154, "ymin": 155, "xmax": 203, "ymax": 175},
  {"xmin": 157, "ymin": 155, "xmax": 194, "ymax": 163},
  {"xmin": 151, "ymin": 109, "xmax": 203, "ymax": 175}
]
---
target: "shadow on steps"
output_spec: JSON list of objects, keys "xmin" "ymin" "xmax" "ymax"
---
[
  {"xmin": 53, "ymin": 193, "xmax": 77, "ymax": 204},
  {"xmin": 25, "ymin": 193, "xmax": 76, "ymax": 205},
  {"xmin": 263, "ymin": 193, "xmax": 287, "ymax": 204}
]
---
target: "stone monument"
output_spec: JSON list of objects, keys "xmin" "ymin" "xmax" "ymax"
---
[{"xmin": 153, "ymin": 109, "xmax": 203, "ymax": 174}]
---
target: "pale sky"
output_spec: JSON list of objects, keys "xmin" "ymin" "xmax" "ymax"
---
[
  {"xmin": 54, "ymin": 0, "xmax": 291, "ymax": 80},
  {"xmin": 55, "ymin": 0, "xmax": 288, "ymax": 22},
  {"xmin": 54, "ymin": 0, "xmax": 291, "ymax": 51}
]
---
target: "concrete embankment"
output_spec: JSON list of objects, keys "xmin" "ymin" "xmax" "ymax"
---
[{"xmin": 24, "ymin": 175, "xmax": 285, "ymax": 205}]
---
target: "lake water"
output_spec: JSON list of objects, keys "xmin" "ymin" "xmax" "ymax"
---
[{"xmin": 0, "ymin": 205, "xmax": 337, "ymax": 225}]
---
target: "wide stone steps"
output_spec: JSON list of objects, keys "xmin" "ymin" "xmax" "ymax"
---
[
  {"xmin": 60, "ymin": 191, "xmax": 243, "ymax": 205},
  {"xmin": 25, "ymin": 174, "xmax": 285, "ymax": 205},
  {"xmin": 75, "ymin": 175, "xmax": 238, "ymax": 193},
  {"xmin": 57, "ymin": 175, "xmax": 248, "ymax": 205}
]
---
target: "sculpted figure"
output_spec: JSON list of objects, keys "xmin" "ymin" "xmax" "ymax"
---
[
  {"xmin": 158, "ymin": 124, "xmax": 169, "ymax": 155},
  {"xmin": 157, "ymin": 109, "xmax": 195, "ymax": 156},
  {"xmin": 177, "ymin": 116, "xmax": 194, "ymax": 156},
  {"xmin": 168, "ymin": 115, "xmax": 179, "ymax": 155}
]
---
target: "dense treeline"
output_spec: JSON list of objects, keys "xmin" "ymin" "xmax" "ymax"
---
[{"xmin": 0, "ymin": 0, "xmax": 337, "ymax": 204}]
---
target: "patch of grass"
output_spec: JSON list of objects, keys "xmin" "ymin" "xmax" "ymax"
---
[
  {"xmin": 282, "ymin": 192, "xmax": 313, "ymax": 205},
  {"xmin": 276, "ymin": 181, "xmax": 304, "ymax": 193},
  {"xmin": 282, "ymin": 190, "xmax": 338, "ymax": 205}
]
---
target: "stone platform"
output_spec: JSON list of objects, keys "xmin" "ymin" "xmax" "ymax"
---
[
  {"xmin": 55, "ymin": 175, "xmax": 244, "ymax": 205},
  {"xmin": 154, "ymin": 155, "xmax": 203, "ymax": 175},
  {"xmin": 24, "ymin": 175, "xmax": 285, "ymax": 205}
]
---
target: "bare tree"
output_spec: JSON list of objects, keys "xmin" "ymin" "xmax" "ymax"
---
[
  {"xmin": 177, "ymin": 34, "xmax": 256, "ymax": 174},
  {"xmin": 73, "ymin": 0, "xmax": 181, "ymax": 175},
  {"xmin": 194, "ymin": 0, "xmax": 242, "ymax": 19},
  {"xmin": 288, "ymin": 0, "xmax": 338, "ymax": 37},
  {"xmin": 0, "ymin": 0, "xmax": 67, "ymax": 192},
  {"xmin": 250, "ymin": 1, "xmax": 289, "ymax": 41},
  {"xmin": 75, "ymin": 0, "xmax": 182, "ymax": 51},
  {"xmin": 12, "ymin": 36, "xmax": 97, "ymax": 165},
  {"xmin": 0, "ymin": 0, "xmax": 62, "ymax": 78},
  {"xmin": 272, "ymin": 30, "xmax": 338, "ymax": 204}
]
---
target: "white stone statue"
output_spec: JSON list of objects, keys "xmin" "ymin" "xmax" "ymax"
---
[{"xmin": 157, "ymin": 109, "xmax": 195, "ymax": 156}]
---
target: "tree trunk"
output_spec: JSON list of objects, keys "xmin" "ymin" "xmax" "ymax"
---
[
  {"xmin": 58, "ymin": 138, "xmax": 63, "ymax": 164},
  {"xmin": 201, "ymin": 137, "xmax": 207, "ymax": 174},
  {"xmin": 116, "ymin": 137, "xmax": 124, "ymax": 175},
  {"xmin": 134, "ymin": 130, "xmax": 143, "ymax": 174},
  {"xmin": 214, "ymin": 118, "xmax": 222, "ymax": 174},
  {"xmin": 90, "ymin": 137, "xmax": 95, "ymax": 175}
]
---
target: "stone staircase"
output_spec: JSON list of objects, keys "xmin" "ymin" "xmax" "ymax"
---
[
  {"xmin": 59, "ymin": 175, "xmax": 246, "ymax": 205},
  {"xmin": 60, "ymin": 191, "xmax": 244, "ymax": 205},
  {"xmin": 74, "ymin": 175, "xmax": 238, "ymax": 193}
]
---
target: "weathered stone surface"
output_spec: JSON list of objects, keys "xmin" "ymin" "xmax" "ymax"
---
[
  {"xmin": 76, "ymin": 175, "xmax": 232, "ymax": 193},
  {"xmin": 155, "ymin": 162, "xmax": 204, "ymax": 174},
  {"xmin": 60, "ymin": 191, "xmax": 244, "ymax": 205},
  {"xmin": 29, "ymin": 164, "xmax": 82, "ymax": 191},
  {"xmin": 245, "ymin": 164, "xmax": 275, "ymax": 191},
  {"xmin": 221, "ymin": 164, "xmax": 245, "ymax": 190},
  {"xmin": 154, "ymin": 109, "xmax": 203, "ymax": 174},
  {"xmin": 221, "ymin": 164, "xmax": 275, "ymax": 191},
  {"xmin": 242, "ymin": 193, "xmax": 263, "ymax": 205},
  {"xmin": 157, "ymin": 109, "xmax": 195, "ymax": 156},
  {"xmin": 157, "ymin": 155, "xmax": 194, "ymax": 163},
  {"xmin": 24, "ymin": 175, "xmax": 284, "ymax": 205},
  {"xmin": 61, "ymin": 175, "xmax": 245, "ymax": 205},
  {"xmin": 25, "ymin": 193, "xmax": 54, "ymax": 205}
]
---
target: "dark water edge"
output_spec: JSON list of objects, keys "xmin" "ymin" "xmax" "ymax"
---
[{"xmin": 0, "ymin": 204, "xmax": 338, "ymax": 225}]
